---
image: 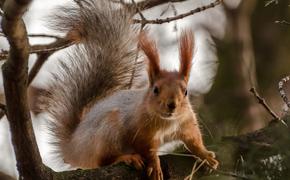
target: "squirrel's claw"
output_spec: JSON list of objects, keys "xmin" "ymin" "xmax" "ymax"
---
[
  {"xmin": 203, "ymin": 151, "xmax": 219, "ymax": 170},
  {"xmin": 147, "ymin": 165, "xmax": 163, "ymax": 180},
  {"xmin": 130, "ymin": 154, "xmax": 145, "ymax": 170}
]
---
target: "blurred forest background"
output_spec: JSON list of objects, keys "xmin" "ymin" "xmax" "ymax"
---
[
  {"xmin": 0, "ymin": 0, "xmax": 290, "ymax": 179},
  {"xmin": 201, "ymin": 0, "xmax": 290, "ymax": 136}
]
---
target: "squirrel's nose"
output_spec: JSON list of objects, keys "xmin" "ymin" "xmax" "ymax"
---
[{"xmin": 167, "ymin": 102, "xmax": 176, "ymax": 111}]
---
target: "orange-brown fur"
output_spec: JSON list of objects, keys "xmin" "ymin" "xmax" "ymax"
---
[
  {"xmin": 59, "ymin": 31, "xmax": 218, "ymax": 180},
  {"xmin": 119, "ymin": 31, "xmax": 218, "ymax": 179},
  {"xmin": 45, "ymin": 1, "xmax": 218, "ymax": 178},
  {"xmin": 65, "ymin": 31, "xmax": 219, "ymax": 179}
]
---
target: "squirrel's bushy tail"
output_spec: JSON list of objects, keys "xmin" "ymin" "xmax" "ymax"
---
[{"xmin": 43, "ymin": 0, "xmax": 139, "ymax": 146}]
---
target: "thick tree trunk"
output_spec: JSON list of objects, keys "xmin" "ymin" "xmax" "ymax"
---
[{"xmin": 1, "ymin": 0, "xmax": 52, "ymax": 179}]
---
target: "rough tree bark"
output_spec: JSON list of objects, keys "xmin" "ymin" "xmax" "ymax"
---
[{"xmin": 1, "ymin": 0, "xmax": 51, "ymax": 179}]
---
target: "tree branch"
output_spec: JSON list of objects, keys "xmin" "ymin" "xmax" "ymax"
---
[
  {"xmin": 1, "ymin": 0, "xmax": 51, "ymax": 179},
  {"xmin": 51, "ymin": 155, "xmax": 246, "ymax": 179},
  {"xmin": 46, "ymin": 115, "xmax": 290, "ymax": 179},
  {"xmin": 133, "ymin": 0, "xmax": 222, "ymax": 25},
  {"xmin": 250, "ymin": 87, "xmax": 280, "ymax": 120},
  {"xmin": 0, "ymin": 37, "xmax": 74, "ymax": 60},
  {"xmin": 115, "ymin": 0, "xmax": 188, "ymax": 12},
  {"xmin": 28, "ymin": 38, "xmax": 74, "ymax": 84},
  {"xmin": 0, "ymin": 32, "xmax": 62, "ymax": 39}
]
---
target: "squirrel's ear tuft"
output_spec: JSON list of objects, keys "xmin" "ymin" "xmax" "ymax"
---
[
  {"xmin": 179, "ymin": 30, "xmax": 194, "ymax": 83},
  {"xmin": 139, "ymin": 31, "xmax": 161, "ymax": 86}
]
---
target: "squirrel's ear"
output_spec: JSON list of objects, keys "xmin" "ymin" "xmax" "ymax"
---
[
  {"xmin": 179, "ymin": 30, "xmax": 194, "ymax": 84},
  {"xmin": 139, "ymin": 31, "xmax": 161, "ymax": 86}
]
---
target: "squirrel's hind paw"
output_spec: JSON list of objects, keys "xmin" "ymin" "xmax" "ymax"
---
[{"xmin": 114, "ymin": 154, "xmax": 144, "ymax": 170}]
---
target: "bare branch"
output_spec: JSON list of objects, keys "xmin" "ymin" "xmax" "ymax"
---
[
  {"xmin": 133, "ymin": 0, "xmax": 222, "ymax": 25},
  {"xmin": 0, "ymin": 37, "xmax": 74, "ymax": 60},
  {"xmin": 28, "ymin": 53, "xmax": 52, "ymax": 84},
  {"xmin": 0, "ymin": 31, "xmax": 62, "ymax": 39},
  {"xmin": 128, "ymin": 0, "xmax": 146, "ymax": 89},
  {"xmin": 31, "ymin": 38, "xmax": 74, "ymax": 53},
  {"xmin": 1, "ymin": 0, "xmax": 51, "ymax": 178},
  {"xmin": 123, "ymin": 0, "xmax": 188, "ymax": 12},
  {"xmin": 131, "ymin": 0, "xmax": 146, "ymax": 22},
  {"xmin": 0, "ymin": 38, "xmax": 73, "ymax": 121},
  {"xmin": 27, "ymin": 37, "xmax": 75, "ymax": 84},
  {"xmin": 250, "ymin": 88, "xmax": 285, "ymax": 125}
]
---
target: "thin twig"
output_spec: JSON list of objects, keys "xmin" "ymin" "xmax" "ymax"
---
[
  {"xmin": 0, "ymin": 39, "xmax": 72, "ymax": 121},
  {"xmin": 159, "ymin": 2, "xmax": 171, "ymax": 16},
  {"xmin": 131, "ymin": 0, "xmax": 146, "ymax": 22},
  {"xmin": 133, "ymin": 0, "xmax": 222, "ymax": 25},
  {"xmin": 28, "ymin": 36, "xmax": 75, "ymax": 84},
  {"xmin": 250, "ymin": 87, "xmax": 287, "ymax": 126},
  {"xmin": 278, "ymin": 75, "xmax": 290, "ymax": 109},
  {"xmin": 0, "ymin": 38, "xmax": 74, "ymax": 60},
  {"xmin": 250, "ymin": 87, "xmax": 279, "ymax": 120},
  {"xmin": 0, "ymin": 32, "xmax": 62, "ymax": 39},
  {"xmin": 31, "ymin": 39, "xmax": 74, "ymax": 54},
  {"xmin": 170, "ymin": 3, "xmax": 178, "ymax": 32},
  {"xmin": 155, "ymin": 150, "xmax": 250, "ymax": 179},
  {"xmin": 124, "ymin": 0, "xmax": 188, "ymax": 12},
  {"xmin": 154, "ymin": 150, "xmax": 200, "ymax": 158},
  {"xmin": 184, "ymin": 160, "xmax": 206, "ymax": 180},
  {"xmin": 186, "ymin": 160, "xmax": 198, "ymax": 180},
  {"xmin": 28, "ymin": 53, "xmax": 52, "ymax": 84},
  {"xmin": 128, "ymin": 0, "xmax": 146, "ymax": 89}
]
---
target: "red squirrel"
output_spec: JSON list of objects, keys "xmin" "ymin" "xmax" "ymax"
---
[{"xmin": 41, "ymin": 0, "xmax": 218, "ymax": 179}]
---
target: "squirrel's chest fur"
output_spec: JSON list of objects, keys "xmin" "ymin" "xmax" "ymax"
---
[{"xmin": 78, "ymin": 88, "xmax": 185, "ymax": 144}]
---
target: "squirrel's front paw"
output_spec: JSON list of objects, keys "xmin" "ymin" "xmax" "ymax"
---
[
  {"xmin": 147, "ymin": 164, "xmax": 163, "ymax": 180},
  {"xmin": 202, "ymin": 151, "xmax": 219, "ymax": 169}
]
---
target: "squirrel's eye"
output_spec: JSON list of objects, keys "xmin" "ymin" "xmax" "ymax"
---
[
  {"xmin": 184, "ymin": 89, "xmax": 188, "ymax": 96},
  {"xmin": 153, "ymin": 86, "xmax": 159, "ymax": 96}
]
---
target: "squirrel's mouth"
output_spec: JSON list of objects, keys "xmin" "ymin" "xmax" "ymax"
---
[
  {"xmin": 162, "ymin": 112, "xmax": 173, "ymax": 117},
  {"xmin": 158, "ymin": 111, "xmax": 184, "ymax": 121},
  {"xmin": 158, "ymin": 112, "xmax": 177, "ymax": 120}
]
